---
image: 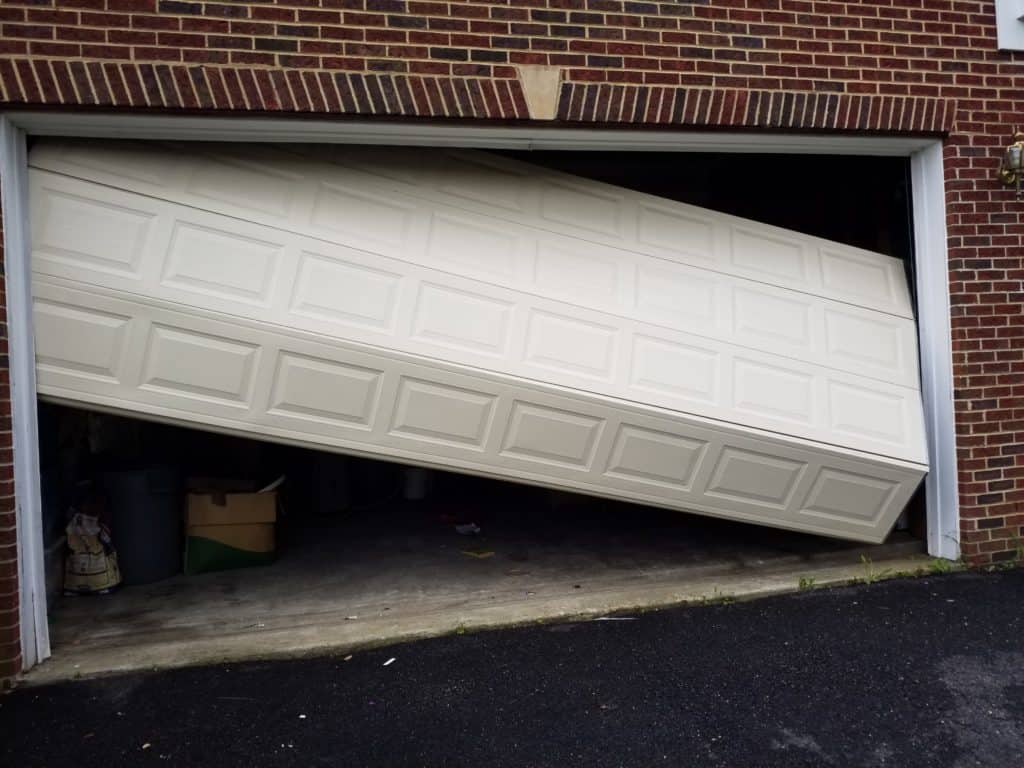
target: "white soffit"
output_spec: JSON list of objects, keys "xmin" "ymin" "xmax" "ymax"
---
[{"xmin": 27, "ymin": 139, "xmax": 927, "ymax": 542}]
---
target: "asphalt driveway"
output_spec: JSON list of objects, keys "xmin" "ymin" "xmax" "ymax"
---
[{"xmin": 3, "ymin": 569, "xmax": 1023, "ymax": 767}]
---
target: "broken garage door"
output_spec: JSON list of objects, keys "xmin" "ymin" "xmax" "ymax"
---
[{"xmin": 27, "ymin": 140, "xmax": 927, "ymax": 542}]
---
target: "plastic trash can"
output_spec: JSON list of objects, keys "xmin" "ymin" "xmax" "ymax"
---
[{"xmin": 104, "ymin": 466, "xmax": 182, "ymax": 586}]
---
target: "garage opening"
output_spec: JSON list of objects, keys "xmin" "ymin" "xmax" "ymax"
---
[
  {"xmin": 36, "ymin": 399, "xmax": 925, "ymax": 681},
  {"xmin": 27, "ymin": 140, "xmax": 929, "ymax": 680}
]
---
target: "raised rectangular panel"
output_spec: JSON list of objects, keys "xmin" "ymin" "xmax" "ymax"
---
[
  {"xmin": 535, "ymin": 242, "xmax": 618, "ymax": 304},
  {"xmin": 828, "ymin": 381, "xmax": 908, "ymax": 445},
  {"xmin": 55, "ymin": 141, "xmax": 174, "ymax": 187},
  {"xmin": 426, "ymin": 212, "xmax": 521, "ymax": 280},
  {"xmin": 412, "ymin": 283, "xmax": 512, "ymax": 356},
  {"xmin": 437, "ymin": 153, "xmax": 529, "ymax": 212},
  {"xmin": 800, "ymin": 468, "xmax": 899, "ymax": 526},
  {"xmin": 390, "ymin": 378, "xmax": 495, "ymax": 449},
  {"xmin": 605, "ymin": 425, "xmax": 707, "ymax": 490},
  {"xmin": 636, "ymin": 204, "xmax": 716, "ymax": 261},
  {"xmin": 269, "ymin": 352, "xmax": 381, "ymax": 428},
  {"xmin": 825, "ymin": 309, "xmax": 906, "ymax": 372},
  {"xmin": 33, "ymin": 188, "xmax": 151, "ymax": 277},
  {"xmin": 290, "ymin": 251, "xmax": 400, "ymax": 332},
  {"xmin": 539, "ymin": 181, "xmax": 622, "ymax": 237},
  {"xmin": 162, "ymin": 222, "xmax": 280, "ymax": 304},
  {"xmin": 141, "ymin": 325, "xmax": 258, "ymax": 405},
  {"xmin": 733, "ymin": 359, "xmax": 814, "ymax": 424},
  {"xmin": 733, "ymin": 288, "xmax": 811, "ymax": 348},
  {"xmin": 706, "ymin": 447, "xmax": 807, "ymax": 509},
  {"xmin": 525, "ymin": 310, "xmax": 616, "ymax": 380},
  {"xmin": 33, "ymin": 301, "xmax": 129, "ymax": 381},
  {"xmin": 820, "ymin": 249, "xmax": 900, "ymax": 310},
  {"xmin": 187, "ymin": 157, "xmax": 299, "ymax": 219},
  {"xmin": 501, "ymin": 401, "xmax": 604, "ymax": 469},
  {"xmin": 630, "ymin": 335, "xmax": 718, "ymax": 403},
  {"xmin": 731, "ymin": 228, "xmax": 808, "ymax": 282},
  {"xmin": 635, "ymin": 263, "xmax": 718, "ymax": 331},
  {"xmin": 311, "ymin": 182, "xmax": 415, "ymax": 248},
  {"xmin": 335, "ymin": 145, "xmax": 430, "ymax": 185}
]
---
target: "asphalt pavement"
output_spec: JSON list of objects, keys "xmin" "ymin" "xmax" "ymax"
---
[{"xmin": 3, "ymin": 569, "xmax": 1024, "ymax": 767}]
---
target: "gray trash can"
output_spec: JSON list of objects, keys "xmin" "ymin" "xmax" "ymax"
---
[{"xmin": 104, "ymin": 467, "xmax": 182, "ymax": 586}]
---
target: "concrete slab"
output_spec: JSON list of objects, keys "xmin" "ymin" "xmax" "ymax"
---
[{"xmin": 27, "ymin": 494, "xmax": 935, "ymax": 686}]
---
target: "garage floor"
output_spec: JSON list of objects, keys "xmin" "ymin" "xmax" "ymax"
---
[{"xmin": 31, "ymin": 488, "xmax": 929, "ymax": 685}]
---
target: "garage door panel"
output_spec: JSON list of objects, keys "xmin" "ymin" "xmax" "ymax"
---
[
  {"xmin": 28, "ymin": 169, "xmax": 926, "ymax": 462},
  {"xmin": 29, "ymin": 164, "xmax": 920, "ymax": 389},
  {"xmin": 186, "ymin": 151, "xmax": 308, "ymax": 221},
  {"xmin": 29, "ymin": 141, "xmax": 929, "ymax": 543},
  {"xmin": 268, "ymin": 352, "xmax": 383, "ymax": 431},
  {"xmin": 162, "ymin": 221, "xmax": 283, "ymax": 307},
  {"xmin": 139, "ymin": 324, "xmax": 261, "ymax": 408},
  {"xmin": 34, "ymin": 238, "xmax": 924, "ymax": 462},
  {"xmin": 411, "ymin": 282, "xmax": 515, "ymax": 358},
  {"xmin": 30, "ymin": 184, "xmax": 155, "ymax": 281},
  {"xmin": 31, "ymin": 141, "xmax": 913, "ymax": 314},
  {"xmin": 33, "ymin": 299, "xmax": 134, "ymax": 383},
  {"xmin": 389, "ymin": 377, "xmax": 498, "ymax": 451},
  {"xmin": 329, "ymin": 145, "xmax": 914, "ymax": 317},
  {"xmin": 290, "ymin": 249, "xmax": 404, "ymax": 334},
  {"xmin": 500, "ymin": 401, "xmax": 608, "ymax": 471},
  {"xmin": 604, "ymin": 424, "xmax": 709, "ymax": 492},
  {"xmin": 34, "ymin": 278, "xmax": 921, "ymax": 542}
]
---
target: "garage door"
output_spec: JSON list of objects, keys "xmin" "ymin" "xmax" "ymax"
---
[{"xmin": 27, "ymin": 140, "xmax": 927, "ymax": 542}]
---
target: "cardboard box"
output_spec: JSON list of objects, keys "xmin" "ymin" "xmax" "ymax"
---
[{"xmin": 185, "ymin": 485, "xmax": 277, "ymax": 575}]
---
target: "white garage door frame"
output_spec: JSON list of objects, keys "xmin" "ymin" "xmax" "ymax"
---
[{"xmin": 0, "ymin": 111, "xmax": 959, "ymax": 672}]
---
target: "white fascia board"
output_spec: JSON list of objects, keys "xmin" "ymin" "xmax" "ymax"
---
[{"xmin": 4, "ymin": 111, "xmax": 936, "ymax": 156}]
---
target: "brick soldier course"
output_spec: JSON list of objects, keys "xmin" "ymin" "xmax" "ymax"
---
[{"xmin": 0, "ymin": 0, "xmax": 1022, "ymax": 684}]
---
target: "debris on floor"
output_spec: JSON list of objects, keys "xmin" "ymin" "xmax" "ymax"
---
[
  {"xmin": 462, "ymin": 548, "xmax": 495, "ymax": 559},
  {"xmin": 455, "ymin": 523, "xmax": 481, "ymax": 535}
]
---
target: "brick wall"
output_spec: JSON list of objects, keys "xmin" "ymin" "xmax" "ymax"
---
[{"xmin": 1, "ymin": 0, "xmax": 1023, "ymax": 681}]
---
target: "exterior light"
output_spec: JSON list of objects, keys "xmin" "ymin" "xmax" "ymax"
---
[{"xmin": 998, "ymin": 131, "xmax": 1024, "ymax": 198}]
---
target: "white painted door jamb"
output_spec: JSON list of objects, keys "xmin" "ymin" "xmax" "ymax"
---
[
  {"xmin": 0, "ymin": 115, "xmax": 49, "ymax": 669},
  {"xmin": 911, "ymin": 142, "xmax": 961, "ymax": 560}
]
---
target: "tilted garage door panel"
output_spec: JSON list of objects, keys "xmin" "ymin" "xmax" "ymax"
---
[
  {"xmin": 28, "ymin": 141, "xmax": 928, "ymax": 542},
  {"xmin": 31, "ymin": 141, "xmax": 915, "ymax": 318},
  {"xmin": 33, "ymin": 278, "xmax": 920, "ymax": 541},
  {"xmin": 30, "ymin": 142, "xmax": 920, "ymax": 387},
  {"xmin": 28, "ymin": 162, "xmax": 927, "ymax": 464}
]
